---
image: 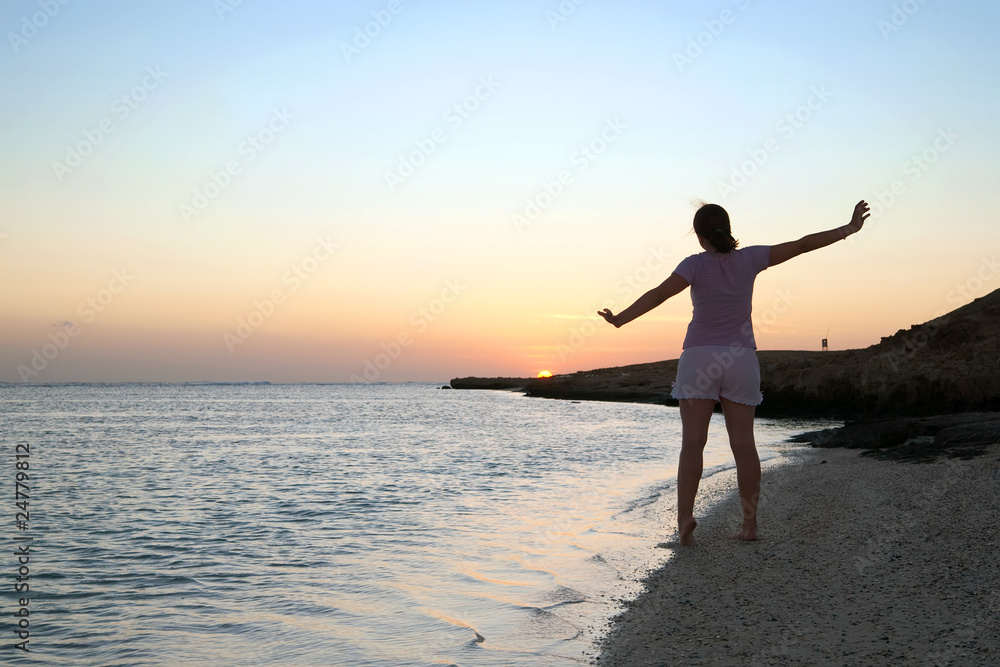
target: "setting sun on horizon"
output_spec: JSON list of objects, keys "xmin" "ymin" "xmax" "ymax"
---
[
  {"xmin": 5, "ymin": 8, "xmax": 1000, "ymax": 660},
  {"xmin": 3, "ymin": 1, "xmax": 999, "ymax": 383}
]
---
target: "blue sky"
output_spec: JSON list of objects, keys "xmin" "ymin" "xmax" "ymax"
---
[{"xmin": 2, "ymin": 0, "xmax": 999, "ymax": 381}]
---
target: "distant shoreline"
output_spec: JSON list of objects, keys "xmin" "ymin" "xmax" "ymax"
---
[{"xmin": 454, "ymin": 288, "xmax": 1000, "ymax": 420}]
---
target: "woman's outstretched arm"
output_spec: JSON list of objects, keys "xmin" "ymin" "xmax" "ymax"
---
[
  {"xmin": 598, "ymin": 272, "xmax": 689, "ymax": 328},
  {"xmin": 768, "ymin": 200, "xmax": 870, "ymax": 268}
]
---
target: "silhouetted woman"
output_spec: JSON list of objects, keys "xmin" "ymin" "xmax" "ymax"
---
[{"xmin": 599, "ymin": 200, "xmax": 870, "ymax": 545}]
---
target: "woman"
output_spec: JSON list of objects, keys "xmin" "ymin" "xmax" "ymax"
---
[{"xmin": 598, "ymin": 200, "xmax": 870, "ymax": 545}]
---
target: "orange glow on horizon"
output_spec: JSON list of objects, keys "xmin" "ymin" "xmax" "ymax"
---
[{"xmin": 537, "ymin": 370, "xmax": 553, "ymax": 378}]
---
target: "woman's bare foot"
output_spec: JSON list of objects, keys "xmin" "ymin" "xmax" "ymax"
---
[
  {"xmin": 732, "ymin": 523, "xmax": 757, "ymax": 541},
  {"xmin": 679, "ymin": 517, "xmax": 698, "ymax": 546}
]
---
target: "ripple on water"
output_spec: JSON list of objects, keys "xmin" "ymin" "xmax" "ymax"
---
[{"xmin": 1, "ymin": 383, "xmax": 831, "ymax": 666}]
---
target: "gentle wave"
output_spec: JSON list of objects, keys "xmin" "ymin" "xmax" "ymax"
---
[{"xmin": 1, "ymin": 383, "xmax": 830, "ymax": 665}]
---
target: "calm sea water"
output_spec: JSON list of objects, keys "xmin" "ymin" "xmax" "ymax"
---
[{"xmin": 1, "ymin": 383, "xmax": 828, "ymax": 666}]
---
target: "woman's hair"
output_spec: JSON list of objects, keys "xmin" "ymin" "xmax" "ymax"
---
[{"xmin": 693, "ymin": 202, "xmax": 739, "ymax": 253}]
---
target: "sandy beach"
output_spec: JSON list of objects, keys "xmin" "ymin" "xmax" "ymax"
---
[{"xmin": 593, "ymin": 442, "xmax": 1000, "ymax": 666}]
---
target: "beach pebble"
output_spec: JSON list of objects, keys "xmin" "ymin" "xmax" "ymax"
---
[{"xmin": 593, "ymin": 443, "xmax": 1000, "ymax": 666}]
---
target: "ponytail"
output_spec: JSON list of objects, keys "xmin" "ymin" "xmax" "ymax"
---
[
  {"xmin": 693, "ymin": 203, "xmax": 739, "ymax": 253},
  {"xmin": 708, "ymin": 227, "xmax": 738, "ymax": 253}
]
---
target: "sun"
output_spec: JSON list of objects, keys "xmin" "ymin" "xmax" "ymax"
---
[{"xmin": 536, "ymin": 370, "xmax": 553, "ymax": 378}]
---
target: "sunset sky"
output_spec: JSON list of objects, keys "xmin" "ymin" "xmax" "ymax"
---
[{"xmin": 3, "ymin": 0, "xmax": 999, "ymax": 382}]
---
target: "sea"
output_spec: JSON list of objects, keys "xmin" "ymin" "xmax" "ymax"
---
[{"xmin": 0, "ymin": 383, "xmax": 831, "ymax": 666}]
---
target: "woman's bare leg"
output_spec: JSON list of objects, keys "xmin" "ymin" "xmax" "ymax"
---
[
  {"xmin": 720, "ymin": 397, "xmax": 759, "ymax": 541},
  {"xmin": 677, "ymin": 398, "xmax": 717, "ymax": 545}
]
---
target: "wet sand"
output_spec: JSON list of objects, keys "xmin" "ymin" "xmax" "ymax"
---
[{"xmin": 593, "ymin": 443, "xmax": 1000, "ymax": 666}]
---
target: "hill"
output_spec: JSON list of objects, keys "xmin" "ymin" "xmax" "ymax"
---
[{"xmin": 451, "ymin": 287, "xmax": 1000, "ymax": 418}]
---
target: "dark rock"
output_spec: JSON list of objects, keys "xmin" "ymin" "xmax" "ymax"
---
[
  {"xmin": 449, "ymin": 377, "xmax": 528, "ymax": 391},
  {"xmin": 790, "ymin": 412, "xmax": 1000, "ymax": 462}
]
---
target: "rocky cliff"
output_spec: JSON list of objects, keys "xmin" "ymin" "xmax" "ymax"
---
[{"xmin": 451, "ymin": 288, "xmax": 1000, "ymax": 419}]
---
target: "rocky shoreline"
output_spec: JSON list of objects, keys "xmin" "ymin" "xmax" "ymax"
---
[
  {"xmin": 790, "ymin": 411, "xmax": 1000, "ymax": 462},
  {"xmin": 451, "ymin": 289, "xmax": 1000, "ymax": 462},
  {"xmin": 453, "ymin": 288, "xmax": 999, "ymax": 415},
  {"xmin": 450, "ymin": 290, "xmax": 1000, "ymax": 664}
]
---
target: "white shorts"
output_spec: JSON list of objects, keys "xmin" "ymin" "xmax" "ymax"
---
[{"xmin": 670, "ymin": 345, "xmax": 763, "ymax": 406}]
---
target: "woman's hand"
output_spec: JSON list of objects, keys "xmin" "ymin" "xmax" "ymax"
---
[
  {"xmin": 846, "ymin": 200, "xmax": 870, "ymax": 235},
  {"xmin": 598, "ymin": 308, "xmax": 621, "ymax": 328}
]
